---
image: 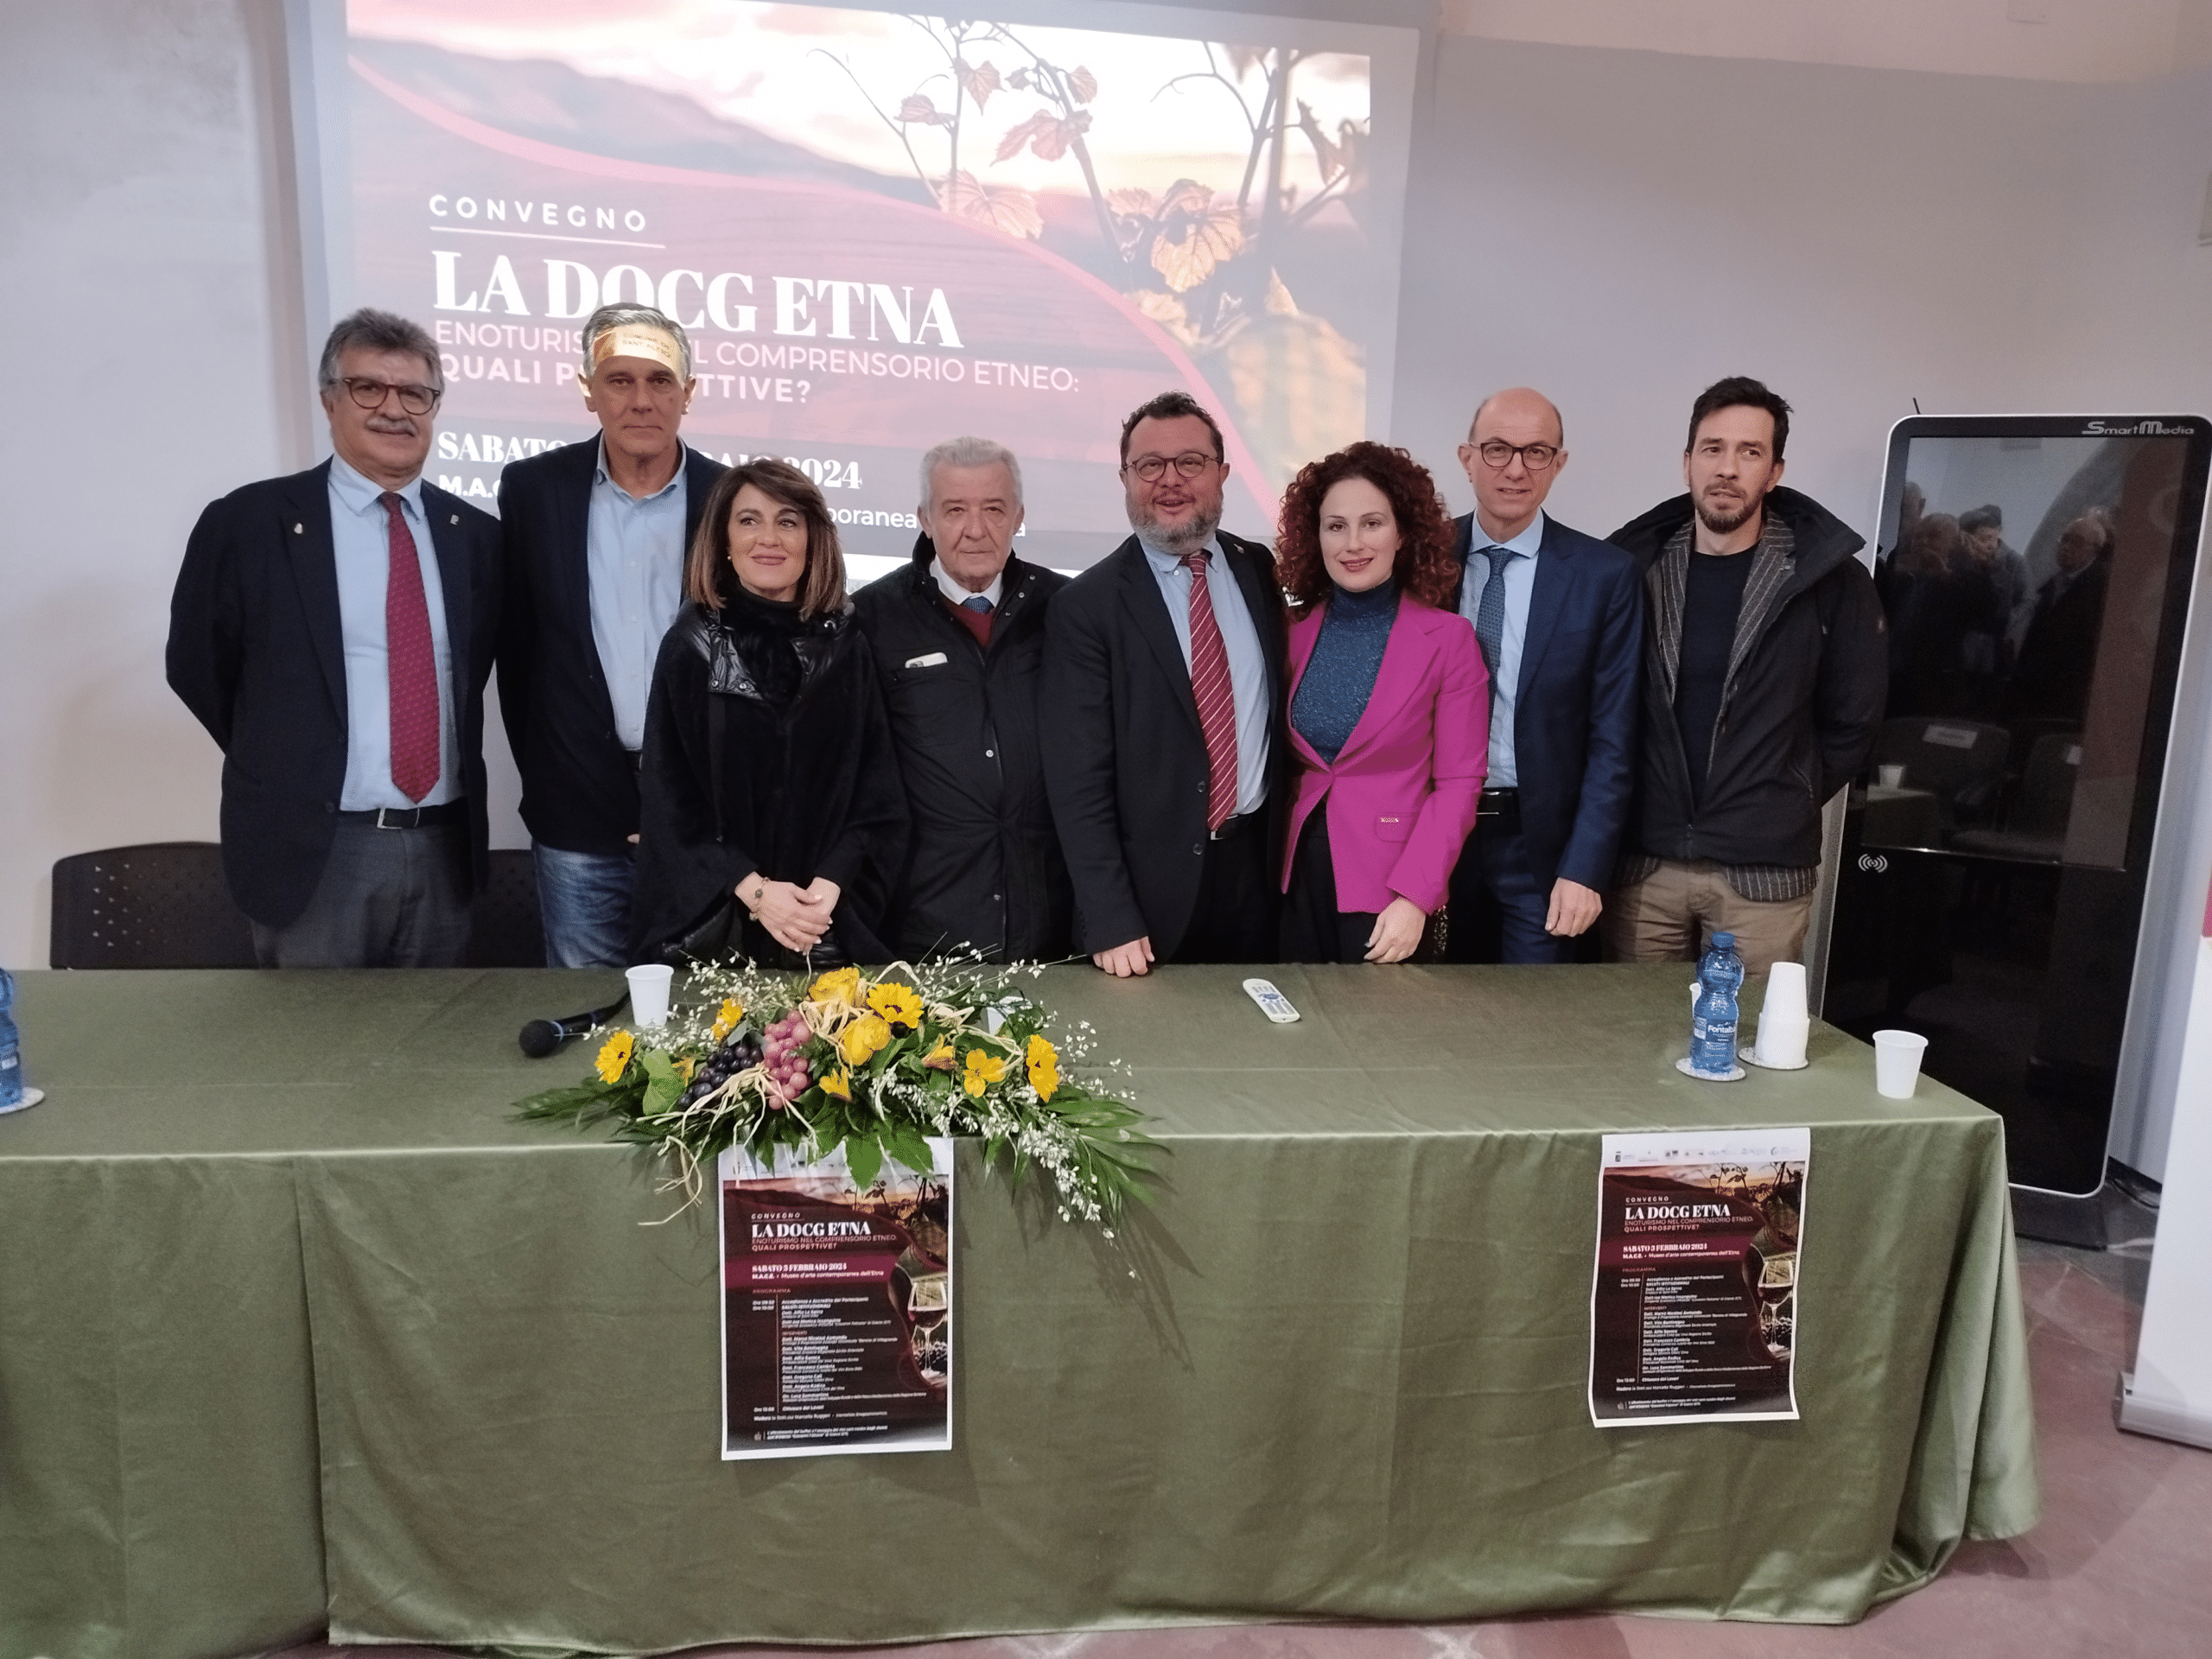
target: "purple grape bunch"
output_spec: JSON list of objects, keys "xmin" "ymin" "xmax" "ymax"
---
[
  {"xmin": 761, "ymin": 1011, "xmax": 815, "ymax": 1106},
  {"xmin": 673, "ymin": 1027, "xmax": 763, "ymax": 1113}
]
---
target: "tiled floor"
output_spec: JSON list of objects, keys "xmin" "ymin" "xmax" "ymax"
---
[{"xmin": 284, "ymin": 1200, "xmax": 2212, "ymax": 1659}]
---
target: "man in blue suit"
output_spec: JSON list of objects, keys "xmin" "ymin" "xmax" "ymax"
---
[{"xmin": 1443, "ymin": 388, "xmax": 1643, "ymax": 963}]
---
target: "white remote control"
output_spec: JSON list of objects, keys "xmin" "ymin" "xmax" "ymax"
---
[{"xmin": 1243, "ymin": 978, "xmax": 1300, "ymax": 1023}]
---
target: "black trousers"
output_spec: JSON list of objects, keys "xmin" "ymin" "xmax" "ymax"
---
[
  {"xmin": 1279, "ymin": 809, "xmax": 1379, "ymax": 964},
  {"xmin": 1166, "ymin": 811, "xmax": 1277, "ymax": 964}
]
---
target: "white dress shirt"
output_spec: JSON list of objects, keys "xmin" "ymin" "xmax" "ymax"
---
[{"xmin": 1458, "ymin": 510, "xmax": 1547, "ymax": 791}]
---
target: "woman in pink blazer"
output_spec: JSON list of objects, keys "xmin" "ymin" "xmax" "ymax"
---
[{"xmin": 1278, "ymin": 442, "xmax": 1490, "ymax": 963}]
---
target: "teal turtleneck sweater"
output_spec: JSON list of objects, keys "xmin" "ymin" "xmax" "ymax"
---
[{"xmin": 1290, "ymin": 578, "xmax": 1399, "ymax": 763}]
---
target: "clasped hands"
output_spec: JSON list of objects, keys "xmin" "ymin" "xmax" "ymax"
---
[{"xmin": 739, "ymin": 872, "xmax": 842, "ymax": 954}]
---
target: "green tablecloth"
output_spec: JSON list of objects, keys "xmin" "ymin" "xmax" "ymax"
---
[{"xmin": 0, "ymin": 965, "xmax": 2037, "ymax": 1658}]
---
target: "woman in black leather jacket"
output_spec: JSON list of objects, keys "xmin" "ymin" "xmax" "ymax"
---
[{"xmin": 629, "ymin": 459, "xmax": 906, "ymax": 968}]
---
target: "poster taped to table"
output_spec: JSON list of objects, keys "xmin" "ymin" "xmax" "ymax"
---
[
  {"xmin": 717, "ymin": 1139, "xmax": 952, "ymax": 1459},
  {"xmin": 1589, "ymin": 1128, "xmax": 1808, "ymax": 1427}
]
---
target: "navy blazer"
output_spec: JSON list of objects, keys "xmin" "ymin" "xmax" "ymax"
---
[
  {"xmin": 1446, "ymin": 512, "xmax": 1643, "ymax": 893},
  {"xmin": 166, "ymin": 460, "xmax": 502, "ymax": 927},
  {"xmin": 1041, "ymin": 531, "xmax": 1289, "ymax": 957},
  {"xmin": 495, "ymin": 439, "xmax": 727, "ymax": 855}
]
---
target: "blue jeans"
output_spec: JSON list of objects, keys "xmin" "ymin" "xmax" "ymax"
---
[{"xmin": 532, "ymin": 842, "xmax": 636, "ymax": 969}]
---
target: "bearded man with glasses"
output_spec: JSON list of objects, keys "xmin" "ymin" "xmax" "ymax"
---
[
  {"xmin": 1441, "ymin": 387, "xmax": 1643, "ymax": 963},
  {"xmin": 168, "ymin": 308, "xmax": 502, "ymax": 966},
  {"xmin": 1041, "ymin": 390, "xmax": 1287, "ymax": 975}
]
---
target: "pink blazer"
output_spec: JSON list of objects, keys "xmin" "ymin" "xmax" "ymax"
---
[{"xmin": 1281, "ymin": 597, "xmax": 1490, "ymax": 914}]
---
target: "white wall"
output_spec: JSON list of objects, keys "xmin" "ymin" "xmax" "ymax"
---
[
  {"xmin": 1390, "ymin": 35, "xmax": 2212, "ymax": 537},
  {"xmin": 0, "ymin": 0, "xmax": 301, "ymax": 968},
  {"xmin": 3, "ymin": 3, "xmax": 2210, "ymax": 984}
]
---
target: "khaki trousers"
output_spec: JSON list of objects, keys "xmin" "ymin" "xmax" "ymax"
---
[{"xmin": 1602, "ymin": 859, "xmax": 1814, "ymax": 977}]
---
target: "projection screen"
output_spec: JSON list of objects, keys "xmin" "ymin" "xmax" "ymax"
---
[{"xmin": 293, "ymin": 0, "xmax": 1416, "ymax": 579}]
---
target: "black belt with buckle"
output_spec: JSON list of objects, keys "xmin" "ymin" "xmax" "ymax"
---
[
  {"xmin": 626, "ymin": 748, "xmax": 645, "ymax": 773},
  {"xmin": 1477, "ymin": 787, "xmax": 1520, "ymax": 825},
  {"xmin": 337, "ymin": 802, "xmax": 467, "ymax": 830},
  {"xmin": 1209, "ymin": 810, "xmax": 1259, "ymax": 842}
]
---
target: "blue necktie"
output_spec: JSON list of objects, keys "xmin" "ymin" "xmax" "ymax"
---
[
  {"xmin": 1474, "ymin": 548, "xmax": 1521, "ymax": 680},
  {"xmin": 962, "ymin": 595, "xmax": 993, "ymax": 614}
]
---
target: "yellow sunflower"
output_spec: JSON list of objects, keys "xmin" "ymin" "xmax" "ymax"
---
[
  {"xmin": 1026, "ymin": 1033, "xmax": 1060, "ymax": 1101},
  {"xmin": 594, "ymin": 1030, "xmax": 635, "ymax": 1084}
]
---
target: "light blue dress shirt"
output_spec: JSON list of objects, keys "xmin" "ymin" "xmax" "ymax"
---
[
  {"xmin": 1140, "ymin": 535, "xmax": 1271, "ymax": 818},
  {"xmin": 1457, "ymin": 510, "xmax": 1546, "ymax": 791},
  {"xmin": 327, "ymin": 454, "xmax": 458, "ymax": 810},
  {"xmin": 587, "ymin": 438, "xmax": 690, "ymax": 751}
]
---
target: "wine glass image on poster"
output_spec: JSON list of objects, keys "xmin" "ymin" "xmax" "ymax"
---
[
  {"xmin": 321, "ymin": 0, "xmax": 1415, "ymax": 578},
  {"xmin": 1824, "ymin": 415, "xmax": 2212, "ymax": 1197}
]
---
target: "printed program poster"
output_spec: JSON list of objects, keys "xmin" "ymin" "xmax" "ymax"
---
[
  {"xmin": 1589, "ymin": 1128, "xmax": 1809, "ymax": 1427},
  {"xmin": 717, "ymin": 1140, "xmax": 952, "ymax": 1459}
]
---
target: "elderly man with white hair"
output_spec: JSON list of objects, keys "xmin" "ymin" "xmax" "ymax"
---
[{"xmin": 851, "ymin": 435, "xmax": 1072, "ymax": 960}]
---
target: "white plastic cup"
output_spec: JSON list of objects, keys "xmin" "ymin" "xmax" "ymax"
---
[
  {"xmin": 1872, "ymin": 1029, "xmax": 1929, "ymax": 1099},
  {"xmin": 1755, "ymin": 1016, "xmax": 1809, "ymax": 1069},
  {"xmin": 1877, "ymin": 764, "xmax": 1905, "ymax": 788},
  {"xmin": 625, "ymin": 963, "xmax": 675, "ymax": 1029},
  {"xmin": 1764, "ymin": 962, "xmax": 1809, "ymax": 1025}
]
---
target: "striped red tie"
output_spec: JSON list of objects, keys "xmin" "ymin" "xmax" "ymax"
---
[
  {"xmin": 1183, "ymin": 550, "xmax": 1240, "ymax": 832},
  {"xmin": 380, "ymin": 493, "xmax": 441, "ymax": 803}
]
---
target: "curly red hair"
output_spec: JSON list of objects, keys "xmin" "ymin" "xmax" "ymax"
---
[{"xmin": 1274, "ymin": 442, "xmax": 1458, "ymax": 610}]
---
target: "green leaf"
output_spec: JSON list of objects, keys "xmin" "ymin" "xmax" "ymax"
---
[
  {"xmin": 639, "ymin": 1050, "xmax": 686, "ymax": 1116},
  {"xmin": 881, "ymin": 1121, "xmax": 933, "ymax": 1179},
  {"xmin": 846, "ymin": 1133, "xmax": 884, "ymax": 1190}
]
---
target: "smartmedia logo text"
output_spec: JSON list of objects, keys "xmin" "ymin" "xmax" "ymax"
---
[{"xmin": 2083, "ymin": 419, "xmax": 2195, "ymax": 435}]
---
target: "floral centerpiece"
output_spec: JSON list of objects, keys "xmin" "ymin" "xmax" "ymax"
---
[{"xmin": 517, "ymin": 960, "xmax": 1158, "ymax": 1230}]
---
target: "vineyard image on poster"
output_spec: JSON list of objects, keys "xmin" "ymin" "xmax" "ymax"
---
[{"xmin": 341, "ymin": 0, "xmax": 1406, "ymax": 569}]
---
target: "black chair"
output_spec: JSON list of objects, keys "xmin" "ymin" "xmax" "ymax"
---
[
  {"xmin": 51, "ymin": 842, "xmax": 547, "ymax": 969},
  {"xmin": 466, "ymin": 849, "xmax": 546, "ymax": 968},
  {"xmin": 1869, "ymin": 717, "xmax": 2012, "ymax": 836},
  {"xmin": 1952, "ymin": 732, "xmax": 2083, "ymax": 863},
  {"xmin": 50, "ymin": 842, "xmax": 257, "ymax": 968}
]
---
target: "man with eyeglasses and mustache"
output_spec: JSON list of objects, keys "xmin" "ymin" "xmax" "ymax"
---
[
  {"xmin": 1442, "ymin": 387, "xmax": 1643, "ymax": 964},
  {"xmin": 1603, "ymin": 377, "xmax": 1886, "ymax": 976},
  {"xmin": 168, "ymin": 308, "xmax": 502, "ymax": 966},
  {"xmin": 1042, "ymin": 391, "xmax": 1287, "ymax": 975}
]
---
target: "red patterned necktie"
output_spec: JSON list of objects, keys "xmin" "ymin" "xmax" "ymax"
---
[
  {"xmin": 379, "ymin": 492, "xmax": 441, "ymax": 803},
  {"xmin": 1183, "ymin": 550, "xmax": 1240, "ymax": 831}
]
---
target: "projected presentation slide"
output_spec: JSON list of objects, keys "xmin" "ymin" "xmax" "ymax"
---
[{"xmin": 321, "ymin": 0, "xmax": 1414, "ymax": 574}]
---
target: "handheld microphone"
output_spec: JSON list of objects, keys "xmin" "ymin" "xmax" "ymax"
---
[{"xmin": 518, "ymin": 995, "xmax": 630, "ymax": 1059}]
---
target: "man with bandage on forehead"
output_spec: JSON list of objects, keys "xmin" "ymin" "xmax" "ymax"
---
[{"xmin": 497, "ymin": 303, "xmax": 728, "ymax": 966}]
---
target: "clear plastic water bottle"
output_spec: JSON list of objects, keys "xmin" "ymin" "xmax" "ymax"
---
[
  {"xmin": 1688, "ymin": 931, "xmax": 1745, "ymax": 1078},
  {"xmin": 0, "ymin": 967, "xmax": 22, "ymax": 1111}
]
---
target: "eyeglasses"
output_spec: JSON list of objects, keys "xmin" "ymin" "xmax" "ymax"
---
[
  {"xmin": 1123, "ymin": 451, "xmax": 1218, "ymax": 482},
  {"xmin": 340, "ymin": 377, "xmax": 441, "ymax": 416},
  {"xmin": 1470, "ymin": 441, "xmax": 1560, "ymax": 471}
]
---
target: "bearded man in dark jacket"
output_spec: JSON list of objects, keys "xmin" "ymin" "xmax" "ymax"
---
[
  {"xmin": 1603, "ymin": 378, "xmax": 1887, "ymax": 976},
  {"xmin": 852, "ymin": 436, "xmax": 1072, "ymax": 960}
]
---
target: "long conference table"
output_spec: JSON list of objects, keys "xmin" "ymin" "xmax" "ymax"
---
[{"xmin": 0, "ymin": 964, "xmax": 2037, "ymax": 1659}]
